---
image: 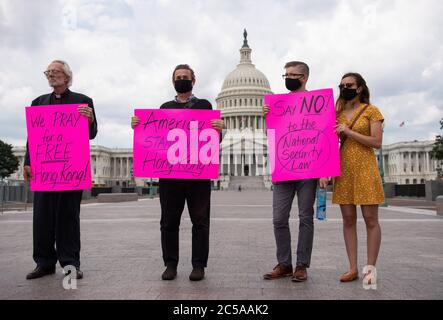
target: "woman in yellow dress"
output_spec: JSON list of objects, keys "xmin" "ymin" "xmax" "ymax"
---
[{"xmin": 333, "ymin": 72, "xmax": 384, "ymax": 289}]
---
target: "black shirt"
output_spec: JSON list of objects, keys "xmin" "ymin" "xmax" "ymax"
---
[
  {"xmin": 160, "ymin": 97, "xmax": 223, "ymax": 142},
  {"xmin": 160, "ymin": 97, "xmax": 212, "ymax": 110}
]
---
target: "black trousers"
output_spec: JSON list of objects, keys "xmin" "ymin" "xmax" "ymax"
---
[
  {"xmin": 159, "ymin": 179, "xmax": 211, "ymax": 268},
  {"xmin": 32, "ymin": 190, "xmax": 82, "ymax": 268}
]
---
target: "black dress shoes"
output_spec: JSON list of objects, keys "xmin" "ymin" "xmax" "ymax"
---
[
  {"xmin": 162, "ymin": 266, "xmax": 177, "ymax": 280},
  {"xmin": 189, "ymin": 267, "xmax": 205, "ymax": 281},
  {"xmin": 26, "ymin": 266, "xmax": 56, "ymax": 280}
]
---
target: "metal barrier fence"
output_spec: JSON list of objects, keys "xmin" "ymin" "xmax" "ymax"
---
[
  {"xmin": 0, "ymin": 180, "xmax": 33, "ymax": 214},
  {"xmin": 395, "ymin": 184, "xmax": 426, "ymax": 197},
  {"xmin": 0, "ymin": 180, "xmax": 161, "ymax": 213},
  {"xmin": 91, "ymin": 187, "xmax": 112, "ymax": 197}
]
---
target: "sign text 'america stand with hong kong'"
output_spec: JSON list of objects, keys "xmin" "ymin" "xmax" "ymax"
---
[
  {"xmin": 133, "ymin": 109, "xmax": 220, "ymax": 179},
  {"xmin": 25, "ymin": 104, "xmax": 92, "ymax": 191}
]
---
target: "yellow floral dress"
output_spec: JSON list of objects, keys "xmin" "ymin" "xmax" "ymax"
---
[{"xmin": 332, "ymin": 103, "xmax": 385, "ymax": 205}]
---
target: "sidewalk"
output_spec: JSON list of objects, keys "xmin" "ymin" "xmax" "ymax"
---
[{"xmin": 0, "ymin": 191, "xmax": 442, "ymax": 299}]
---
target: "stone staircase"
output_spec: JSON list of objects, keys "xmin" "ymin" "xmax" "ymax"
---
[{"xmin": 227, "ymin": 176, "xmax": 267, "ymax": 190}]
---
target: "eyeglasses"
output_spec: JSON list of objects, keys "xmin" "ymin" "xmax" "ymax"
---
[
  {"xmin": 43, "ymin": 69, "xmax": 63, "ymax": 76},
  {"xmin": 282, "ymin": 73, "xmax": 304, "ymax": 79},
  {"xmin": 338, "ymin": 83, "xmax": 357, "ymax": 89}
]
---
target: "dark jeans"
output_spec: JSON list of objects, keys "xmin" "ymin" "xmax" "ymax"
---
[
  {"xmin": 159, "ymin": 179, "xmax": 211, "ymax": 268},
  {"xmin": 33, "ymin": 190, "xmax": 83, "ymax": 268},
  {"xmin": 272, "ymin": 179, "xmax": 317, "ymax": 268}
]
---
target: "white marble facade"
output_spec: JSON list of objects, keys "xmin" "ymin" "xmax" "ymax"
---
[{"xmin": 376, "ymin": 140, "xmax": 442, "ymax": 184}]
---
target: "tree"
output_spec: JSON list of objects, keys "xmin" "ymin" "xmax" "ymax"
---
[
  {"xmin": 0, "ymin": 140, "xmax": 19, "ymax": 179},
  {"xmin": 430, "ymin": 118, "xmax": 443, "ymax": 160}
]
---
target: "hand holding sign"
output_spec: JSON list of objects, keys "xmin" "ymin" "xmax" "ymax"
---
[
  {"xmin": 262, "ymin": 105, "xmax": 270, "ymax": 117},
  {"xmin": 23, "ymin": 165, "xmax": 32, "ymax": 182},
  {"xmin": 131, "ymin": 116, "xmax": 140, "ymax": 129},
  {"xmin": 210, "ymin": 119, "xmax": 225, "ymax": 132},
  {"xmin": 77, "ymin": 104, "xmax": 94, "ymax": 124}
]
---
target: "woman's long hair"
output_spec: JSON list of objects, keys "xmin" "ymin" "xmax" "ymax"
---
[{"xmin": 336, "ymin": 72, "xmax": 370, "ymax": 114}]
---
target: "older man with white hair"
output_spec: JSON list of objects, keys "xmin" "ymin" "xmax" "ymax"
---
[{"xmin": 24, "ymin": 60, "xmax": 97, "ymax": 280}]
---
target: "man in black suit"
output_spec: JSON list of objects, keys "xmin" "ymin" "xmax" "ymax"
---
[
  {"xmin": 24, "ymin": 60, "xmax": 98, "ymax": 280},
  {"xmin": 132, "ymin": 64, "xmax": 224, "ymax": 281}
]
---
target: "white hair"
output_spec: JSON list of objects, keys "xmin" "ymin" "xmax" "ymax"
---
[{"xmin": 51, "ymin": 60, "xmax": 73, "ymax": 87}]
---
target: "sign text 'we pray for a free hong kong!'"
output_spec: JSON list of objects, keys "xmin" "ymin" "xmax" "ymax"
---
[
  {"xmin": 265, "ymin": 88, "xmax": 340, "ymax": 182},
  {"xmin": 133, "ymin": 109, "xmax": 221, "ymax": 179},
  {"xmin": 25, "ymin": 104, "xmax": 92, "ymax": 191}
]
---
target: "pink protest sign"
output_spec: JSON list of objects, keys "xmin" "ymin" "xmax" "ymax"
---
[
  {"xmin": 265, "ymin": 88, "xmax": 340, "ymax": 182},
  {"xmin": 25, "ymin": 104, "xmax": 92, "ymax": 191},
  {"xmin": 133, "ymin": 109, "xmax": 220, "ymax": 179}
]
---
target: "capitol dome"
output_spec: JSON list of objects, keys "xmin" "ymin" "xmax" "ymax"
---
[
  {"xmin": 216, "ymin": 30, "xmax": 273, "ymax": 130},
  {"xmin": 221, "ymin": 63, "xmax": 271, "ymax": 90}
]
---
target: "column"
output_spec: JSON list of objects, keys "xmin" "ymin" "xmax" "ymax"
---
[
  {"xmin": 220, "ymin": 153, "xmax": 224, "ymax": 175},
  {"xmin": 241, "ymin": 153, "xmax": 245, "ymax": 176},
  {"xmin": 416, "ymin": 153, "xmax": 420, "ymax": 174},
  {"xmin": 425, "ymin": 152, "xmax": 429, "ymax": 173},
  {"xmin": 255, "ymin": 154, "xmax": 259, "ymax": 176},
  {"xmin": 249, "ymin": 155, "xmax": 252, "ymax": 176},
  {"xmin": 263, "ymin": 155, "xmax": 268, "ymax": 175},
  {"xmin": 125, "ymin": 157, "xmax": 128, "ymax": 178},
  {"xmin": 120, "ymin": 158, "xmax": 123, "ymax": 178},
  {"xmin": 227, "ymin": 153, "xmax": 231, "ymax": 176},
  {"xmin": 408, "ymin": 153, "xmax": 412, "ymax": 173}
]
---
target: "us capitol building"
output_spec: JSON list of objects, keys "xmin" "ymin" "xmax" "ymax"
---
[
  {"xmin": 216, "ymin": 30, "xmax": 273, "ymax": 190},
  {"xmin": 10, "ymin": 31, "xmax": 442, "ymax": 188}
]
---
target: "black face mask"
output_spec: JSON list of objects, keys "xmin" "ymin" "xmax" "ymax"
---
[
  {"xmin": 174, "ymin": 79, "xmax": 193, "ymax": 93},
  {"xmin": 285, "ymin": 78, "xmax": 302, "ymax": 91},
  {"xmin": 340, "ymin": 88, "xmax": 358, "ymax": 101}
]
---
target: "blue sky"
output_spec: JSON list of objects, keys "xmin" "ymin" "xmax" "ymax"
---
[{"xmin": 1, "ymin": 0, "xmax": 442, "ymax": 147}]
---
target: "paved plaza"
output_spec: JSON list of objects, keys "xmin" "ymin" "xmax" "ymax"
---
[{"xmin": 0, "ymin": 191, "xmax": 442, "ymax": 300}]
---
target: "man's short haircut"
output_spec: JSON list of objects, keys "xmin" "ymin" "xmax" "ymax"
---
[
  {"xmin": 172, "ymin": 64, "xmax": 195, "ymax": 80},
  {"xmin": 284, "ymin": 61, "xmax": 309, "ymax": 76}
]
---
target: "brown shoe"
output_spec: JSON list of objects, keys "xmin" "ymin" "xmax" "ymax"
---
[
  {"xmin": 263, "ymin": 264, "xmax": 293, "ymax": 280},
  {"xmin": 292, "ymin": 266, "xmax": 308, "ymax": 282},
  {"xmin": 340, "ymin": 270, "xmax": 359, "ymax": 282}
]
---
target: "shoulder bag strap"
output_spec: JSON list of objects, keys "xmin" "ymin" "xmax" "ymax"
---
[{"xmin": 340, "ymin": 104, "xmax": 370, "ymax": 150}]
